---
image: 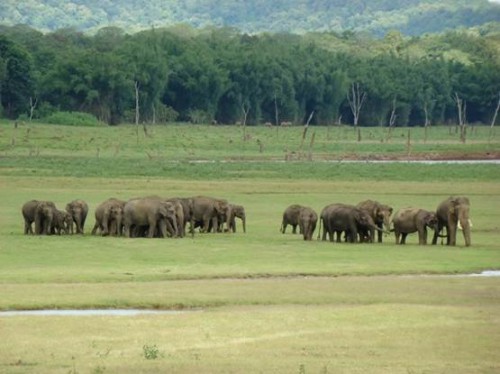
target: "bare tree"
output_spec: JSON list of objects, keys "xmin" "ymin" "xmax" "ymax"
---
[
  {"xmin": 29, "ymin": 97, "xmax": 37, "ymax": 122},
  {"xmin": 388, "ymin": 97, "xmax": 397, "ymax": 127},
  {"xmin": 347, "ymin": 82, "xmax": 366, "ymax": 127},
  {"xmin": 134, "ymin": 81, "xmax": 140, "ymax": 126},
  {"xmin": 454, "ymin": 92, "xmax": 467, "ymax": 143},
  {"xmin": 241, "ymin": 103, "xmax": 250, "ymax": 140},
  {"xmin": 490, "ymin": 92, "xmax": 500, "ymax": 138}
]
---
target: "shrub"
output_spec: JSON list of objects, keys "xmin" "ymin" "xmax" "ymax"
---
[{"xmin": 43, "ymin": 111, "xmax": 104, "ymax": 127}]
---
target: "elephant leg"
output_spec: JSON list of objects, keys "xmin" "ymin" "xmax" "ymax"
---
[
  {"xmin": 401, "ymin": 233, "xmax": 408, "ymax": 244},
  {"xmin": 24, "ymin": 220, "xmax": 32, "ymax": 235},
  {"xmin": 292, "ymin": 224, "xmax": 297, "ymax": 234},
  {"xmin": 377, "ymin": 223, "xmax": 383, "ymax": 243},
  {"xmin": 395, "ymin": 231, "xmax": 400, "ymax": 244},
  {"xmin": 448, "ymin": 222, "xmax": 457, "ymax": 246}
]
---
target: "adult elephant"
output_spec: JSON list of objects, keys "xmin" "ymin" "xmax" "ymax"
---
[
  {"xmin": 66, "ymin": 199, "xmax": 89, "ymax": 234},
  {"xmin": 165, "ymin": 198, "xmax": 186, "ymax": 237},
  {"xmin": 191, "ymin": 196, "xmax": 230, "ymax": 234},
  {"xmin": 168, "ymin": 197, "xmax": 194, "ymax": 237},
  {"xmin": 22, "ymin": 200, "xmax": 56, "ymax": 235},
  {"xmin": 392, "ymin": 208, "xmax": 437, "ymax": 245},
  {"xmin": 298, "ymin": 206, "xmax": 317, "ymax": 241},
  {"xmin": 227, "ymin": 204, "xmax": 246, "ymax": 233},
  {"xmin": 432, "ymin": 196, "xmax": 471, "ymax": 247},
  {"xmin": 357, "ymin": 200, "xmax": 393, "ymax": 243},
  {"xmin": 319, "ymin": 203, "xmax": 381, "ymax": 243},
  {"xmin": 91, "ymin": 198, "xmax": 126, "ymax": 236},
  {"xmin": 281, "ymin": 204, "xmax": 303, "ymax": 234},
  {"xmin": 123, "ymin": 197, "xmax": 177, "ymax": 238}
]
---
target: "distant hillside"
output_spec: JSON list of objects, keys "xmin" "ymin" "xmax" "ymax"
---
[{"xmin": 1, "ymin": 0, "xmax": 499, "ymax": 35}]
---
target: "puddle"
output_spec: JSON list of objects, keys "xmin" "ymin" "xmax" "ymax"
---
[
  {"xmin": 469, "ymin": 270, "xmax": 500, "ymax": 277},
  {"xmin": 0, "ymin": 309, "xmax": 197, "ymax": 317}
]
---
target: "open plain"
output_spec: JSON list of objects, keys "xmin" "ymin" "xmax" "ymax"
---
[{"xmin": 0, "ymin": 122, "xmax": 499, "ymax": 373}]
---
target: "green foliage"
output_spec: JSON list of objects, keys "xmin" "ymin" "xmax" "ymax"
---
[
  {"xmin": 142, "ymin": 344, "xmax": 159, "ymax": 360},
  {"xmin": 0, "ymin": 24, "xmax": 499, "ymax": 127},
  {"xmin": 43, "ymin": 111, "xmax": 104, "ymax": 127},
  {"xmin": 0, "ymin": 0, "xmax": 499, "ymax": 36}
]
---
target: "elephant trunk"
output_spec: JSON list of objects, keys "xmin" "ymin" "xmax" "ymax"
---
[
  {"xmin": 460, "ymin": 217, "xmax": 471, "ymax": 247},
  {"xmin": 115, "ymin": 215, "xmax": 123, "ymax": 236},
  {"xmin": 242, "ymin": 215, "xmax": 246, "ymax": 233}
]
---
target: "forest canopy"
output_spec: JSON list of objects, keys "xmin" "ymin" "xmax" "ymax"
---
[
  {"xmin": 0, "ymin": 24, "xmax": 499, "ymax": 127},
  {"xmin": 1, "ymin": 0, "xmax": 500, "ymax": 36}
]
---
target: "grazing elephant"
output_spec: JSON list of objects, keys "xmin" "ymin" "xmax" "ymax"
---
[
  {"xmin": 123, "ymin": 197, "xmax": 177, "ymax": 238},
  {"xmin": 432, "ymin": 196, "xmax": 471, "ymax": 247},
  {"xmin": 298, "ymin": 206, "xmax": 317, "ymax": 241},
  {"xmin": 191, "ymin": 196, "xmax": 230, "ymax": 234},
  {"xmin": 227, "ymin": 204, "xmax": 246, "ymax": 233},
  {"xmin": 66, "ymin": 199, "xmax": 89, "ymax": 234},
  {"xmin": 391, "ymin": 208, "xmax": 437, "ymax": 245},
  {"xmin": 281, "ymin": 204, "xmax": 304, "ymax": 234},
  {"xmin": 52, "ymin": 209, "xmax": 73, "ymax": 235},
  {"xmin": 91, "ymin": 198, "xmax": 126, "ymax": 236},
  {"xmin": 357, "ymin": 200, "xmax": 393, "ymax": 243},
  {"xmin": 22, "ymin": 200, "xmax": 56, "ymax": 235},
  {"xmin": 319, "ymin": 203, "xmax": 381, "ymax": 243}
]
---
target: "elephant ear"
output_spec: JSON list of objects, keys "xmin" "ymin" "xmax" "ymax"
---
[{"xmin": 65, "ymin": 203, "xmax": 72, "ymax": 213}]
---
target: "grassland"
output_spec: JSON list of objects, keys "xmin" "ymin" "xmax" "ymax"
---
[{"xmin": 0, "ymin": 122, "xmax": 499, "ymax": 373}]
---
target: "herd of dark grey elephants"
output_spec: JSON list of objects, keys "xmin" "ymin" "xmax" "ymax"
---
[
  {"xmin": 282, "ymin": 197, "xmax": 471, "ymax": 246},
  {"xmin": 21, "ymin": 195, "xmax": 471, "ymax": 247},
  {"xmin": 21, "ymin": 196, "xmax": 246, "ymax": 239}
]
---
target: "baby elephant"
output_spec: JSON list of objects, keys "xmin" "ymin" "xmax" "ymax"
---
[
  {"xmin": 298, "ymin": 206, "xmax": 318, "ymax": 241},
  {"xmin": 391, "ymin": 208, "xmax": 438, "ymax": 245}
]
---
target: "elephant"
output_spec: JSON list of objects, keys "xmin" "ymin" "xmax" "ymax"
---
[
  {"xmin": 298, "ymin": 206, "xmax": 317, "ymax": 241},
  {"xmin": 52, "ymin": 209, "xmax": 73, "ymax": 235},
  {"xmin": 22, "ymin": 200, "xmax": 57, "ymax": 235},
  {"xmin": 391, "ymin": 208, "xmax": 437, "ymax": 245},
  {"xmin": 432, "ymin": 196, "xmax": 471, "ymax": 247},
  {"xmin": 357, "ymin": 200, "xmax": 393, "ymax": 243},
  {"xmin": 165, "ymin": 198, "xmax": 186, "ymax": 237},
  {"xmin": 226, "ymin": 204, "xmax": 246, "ymax": 233},
  {"xmin": 171, "ymin": 197, "xmax": 195, "ymax": 236},
  {"xmin": 66, "ymin": 199, "xmax": 89, "ymax": 234},
  {"xmin": 190, "ymin": 196, "xmax": 230, "ymax": 234},
  {"xmin": 123, "ymin": 197, "xmax": 177, "ymax": 238},
  {"xmin": 91, "ymin": 198, "xmax": 126, "ymax": 236},
  {"xmin": 318, "ymin": 203, "xmax": 381, "ymax": 243},
  {"xmin": 281, "ymin": 204, "xmax": 304, "ymax": 234}
]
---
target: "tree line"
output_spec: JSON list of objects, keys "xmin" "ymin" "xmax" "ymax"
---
[
  {"xmin": 0, "ymin": 24, "xmax": 499, "ymax": 127},
  {"xmin": 2, "ymin": 0, "xmax": 499, "ymax": 36}
]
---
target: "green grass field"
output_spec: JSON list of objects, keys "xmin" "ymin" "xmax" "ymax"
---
[{"xmin": 0, "ymin": 122, "xmax": 499, "ymax": 373}]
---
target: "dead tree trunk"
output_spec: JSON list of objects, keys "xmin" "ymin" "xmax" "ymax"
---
[
  {"xmin": 347, "ymin": 82, "xmax": 366, "ymax": 127},
  {"xmin": 454, "ymin": 92, "xmax": 467, "ymax": 143},
  {"xmin": 490, "ymin": 92, "xmax": 500, "ymax": 138},
  {"xmin": 423, "ymin": 101, "xmax": 430, "ymax": 144},
  {"xmin": 135, "ymin": 81, "xmax": 140, "ymax": 142},
  {"xmin": 241, "ymin": 104, "xmax": 250, "ymax": 141},
  {"xmin": 299, "ymin": 111, "xmax": 314, "ymax": 157},
  {"xmin": 29, "ymin": 97, "xmax": 37, "ymax": 122}
]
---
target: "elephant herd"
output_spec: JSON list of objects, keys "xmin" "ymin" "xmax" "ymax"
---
[
  {"xmin": 21, "ymin": 196, "xmax": 246, "ymax": 238},
  {"xmin": 281, "ymin": 196, "xmax": 472, "ymax": 247},
  {"xmin": 21, "ymin": 195, "xmax": 471, "ymax": 247}
]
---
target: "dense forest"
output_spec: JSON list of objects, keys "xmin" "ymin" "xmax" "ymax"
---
[
  {"xmin": 1, "ymin": 0, "xmax": 500, "ymax": 36},
  {"xmin": 0, "ymin": 23, "xmax": 499, "ymax": 127}
]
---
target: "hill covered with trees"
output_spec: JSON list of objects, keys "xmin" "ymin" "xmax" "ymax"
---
[
  {"xmin": 1, "ymin": 24, "xmax": 499, "ymax": 127},
  {"xmin": 1, "ymin": 0, "xmax": 500, "ymax": 36}
]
